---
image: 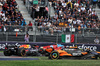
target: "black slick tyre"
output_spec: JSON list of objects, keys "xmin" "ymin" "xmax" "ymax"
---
[
  {"xmin": 4, "ymin": 50, "xmax": 12, "ymax": 56},
  {"xmin": 50, "ymin": 51, "xmax": 59, "ymax": 60},
  {"xmin": 20, "ymin": 48, "xmax": 26, "ymax": 56}
]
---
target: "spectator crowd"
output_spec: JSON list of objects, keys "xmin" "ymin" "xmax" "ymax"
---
[
  {"xmin": 0, "ymin": 0, "xmax": 100, "ymax": 35},
  {"xmin": 0, "ymin": 0, "xmax": 27, "ymax": 32},
  {"xmin": 35, "ymin": 0, "xmax": 100, "ymax": 35}
]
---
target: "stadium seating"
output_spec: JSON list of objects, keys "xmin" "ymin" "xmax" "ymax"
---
[
  {"xmin": 0, "ymin": 0, "xmax": 26, "ymax": 32},
  {"xmin": 34, "ymin": 0, "xmax": 100, "ymax": 35}
]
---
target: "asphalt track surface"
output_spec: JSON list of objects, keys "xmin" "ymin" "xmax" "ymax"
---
[{"xmin": 0, "ymin": 52, "xmax": 39, "ymax": 60}]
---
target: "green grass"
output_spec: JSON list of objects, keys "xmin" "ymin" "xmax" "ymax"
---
[{"xmin": 0, "ymin": 57, "xmax": 100, "ymax": 66}]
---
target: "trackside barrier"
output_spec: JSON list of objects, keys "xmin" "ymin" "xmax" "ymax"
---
[
  {"xmin": 0, "ymin": 42, "xmax": 55, "ymax": 51},
  {"xmin": 0, "ymin": 42, "xmax": 100, "ymax": 51}
]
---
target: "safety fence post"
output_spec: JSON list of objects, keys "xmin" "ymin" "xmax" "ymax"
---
[
  {"xmin": 6, "ymin": 32, "xmax": 8, "ymax": 41},
  {"xmin": 56, "ymin": 34, "xmax": 58, "ymax": 44}
]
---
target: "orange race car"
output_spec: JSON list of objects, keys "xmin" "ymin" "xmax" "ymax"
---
[{"xmin": 46, "ymin": 46, "xmax": 100, "ymax": 60}]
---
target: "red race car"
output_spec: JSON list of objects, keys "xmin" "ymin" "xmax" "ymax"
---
[{"xmin": 38, "ymin": 44, "xmax": 64, "ymax": 55}]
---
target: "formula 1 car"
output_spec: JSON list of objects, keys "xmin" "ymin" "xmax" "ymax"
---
[
  {"xmin": 38, "ymin": 44, "xmax": 64, "ymax": 56},
  {"xmin": 47, "ymin": 46, "xmax": 100, "ymax": 60},
  {"xmin": 4, "ymin": 44, "xmax": 40, "ymax": 56}
]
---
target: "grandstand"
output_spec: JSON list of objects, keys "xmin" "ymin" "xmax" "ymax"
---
[
  {"xmin": 0, "ymin": 0, "xmax": 100, "ymax": 43},
  {"xmin": 0, "ymin": 0, "xmax": 26, "ymax": 33},
  {"xmin": 33, "ymin": 0, "xmax": 100, "ymax": 35}
]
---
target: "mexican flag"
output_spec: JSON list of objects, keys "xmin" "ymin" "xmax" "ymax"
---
[{"xmin": 61, "ymin": 34, "xmax": 74, "ymax": 43}]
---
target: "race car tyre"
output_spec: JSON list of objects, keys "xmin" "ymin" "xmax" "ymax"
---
[
  {"xmin": 20, "ymin": 48, "xmax": 26, "ymax": 56},
  {"xmin": 17, "ymin": 48, "xmax": 24, "ymax": 56},
  {"xmin": 4, "ymin": 50, "xmax": 12, "ymax": 56},
  {"xmin": 50, "ymin": 51, "xmax": 59, "ymax": 60}
]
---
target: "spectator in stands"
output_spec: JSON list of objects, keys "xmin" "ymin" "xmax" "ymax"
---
[
  {"xmin": 21, "ymin": 19, "xmax": 27, "ymax": 26},
  {"xmin": 7, "ymin": 23, "xmax": 13, "ymax": 32},
  {"xmin": 3, "ymin": 23, "xmax": 7, "ymax": 32},
  {"xmin": 34, "ymin": 0, "xmax": 100, "ymax": 35},
  {"xmin": 0, "ymin": 22, "xmax": 3, "ymax": 31},
  {"xmin": 0, "ymin": 1, "xmax": 3, "ymax": 6},
  {"xmin": 94, "ymin": 36, "xmax": 99, "ymax": 44},
  {"xmin": 24, "ymin": 33, "xmax": 29, "ymax": 42},
  {"xmin": 0, "ymin": 0, "xmax": 25, "ymax": 27},
  {"xmin": 28, "ymin": 21, "xmax": 33, "ymax": 31},
  {"xmin": 31, "ymin": 5, "xmax": 36, "ymax": 19},
  {"xmin": 44, "ymin": 6, "xmax": 48, "ymax": 17},
  {"xmin": 35, "ymin": 5, "xmax": 40, "ymax": 18}
]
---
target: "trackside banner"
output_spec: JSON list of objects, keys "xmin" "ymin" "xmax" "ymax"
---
[
  {"xmin": 61, "ymin": 43, "xmax": 100, "ymax": 52},
  {"xmin": 0, "ymin": 42, "xmax": 55, "ymax": 51},
  {"xmin": 0, "ymin": 42, "xmax": 100, "ymax": 51}
]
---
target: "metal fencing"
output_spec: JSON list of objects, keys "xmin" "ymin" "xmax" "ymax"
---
[
  {"xmin": 0, "ymin": 25, "xmax": 33, "ymax": 32},
  {"xmin": 0, "ymin": 34, "xmax": 100, "ymax": 44},
  {"xmin": 0, "ymin": 25, "xmax": 100, "ymax": 44},
  {"xmin": 0, "ymin": 0, "xmax": 99, "ymax": 44},
  {"xmin": 0, "ymin": 25, "xmax": 100, "ymax": 36},
  {"xmin": 35, "ymin": 26, "xmax": 100, "ymax": 36}
]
